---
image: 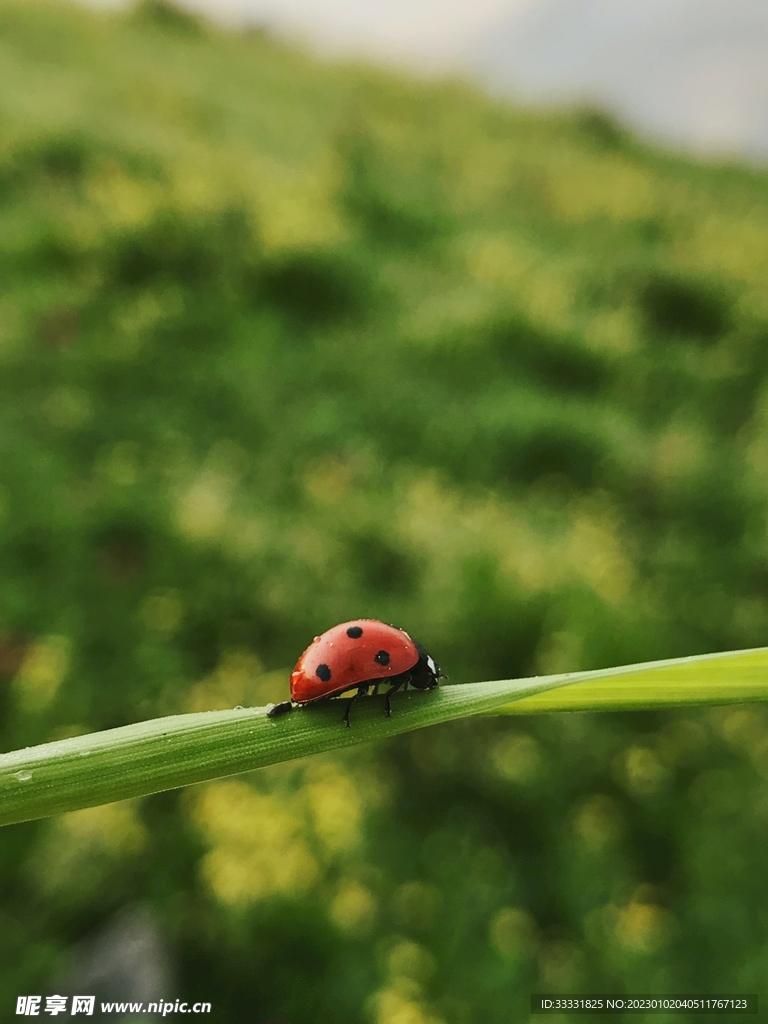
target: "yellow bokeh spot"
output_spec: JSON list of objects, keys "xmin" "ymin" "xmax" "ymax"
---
[
  {"xmin": 490, "ymin": 733, "xmax": 543, "ymax": 785},
  {"xmin": 584, "ymin": 309, "xmax": 639, "ymax": 355},
  {"xmin": 257, "ymin": 149, "xmax": 346, "ymax": 251},
  {"xmin": 60, "ymin": 800, "xmax": 148, "ymax": 856},
  {"xmin": 711, "ymin": 707, "xmax": 768, "ymax": 776},
  {"xmin": 87, "ymin": 162, "xmax": 162, "ymax": 227},
  {"xmin": 32, "ymin": 800, "xmax": 148, "ymax": 895},
  {"xmin": 397, "ymin": 472, "xmax": 634, "ymax": 609},
  {"xmin": 716, "ymin": 707, "xmax": 766, "ymax": 749},
  {"xmin": 385, "ymin": 940, "xmax": 436, "ymax": 985},
  {"xmin": 654, "ymin": 424, "xmax": 705, "ymax": 485},
  {"xmin": 573, "ymin": 795, "xmax": 623, "ymax": 849},
  {"xmin": 176, "ymin": 468, "xmax": 233, "ymax": 539},
  {"xmin": 615, "ymin": 901, "xmax": 674, "ymax": 955},
  {"xmin": 186, "ymin": 651, "xmax": 282, "ymax": 713},
  {"xmin": 489, "ymin": 907, "xmax": 537, "ymax": 960},
  {"xmin": 523, "ymin": 266, "xmax": 576, "ymax": 332},
  {"xmin": 369, "ymin": 982, "xmax": 444, "ymax": 1024},
  {"xmin": 201, "ymin": 840, "xmax": 317, "ymax": 906},
  {"xmin": 303, "ymin": 760, "xmax": 364, "ymax": 853},
  {"xmin": 462, "ymin": 233, "xmax": 533, "ymax": 289},
  {"xmin": 14, "ymin": 635, "xmax": 71, "ymax": 712},
  {"xmin": 567, "ymin": 500, "xmax": 634, "ymax": 605},
  {"xmin": 624, "ymin": 746, "xmax": 669, "ymax": 797},
  {"xmin": 192, "ymin": 781, "xmax": 318, "ymax": 905},
  {"xmin": 329, "ymin": 879, "xmax": 377, "ymax": 934},
  {"xmin": 190, "ymin": 761, "xmax": 373, "ymax": 906},
  {"xmin": 675, "ymin": 209, "xmax": 768, "ymax": 286},
  {"xmin": 548, "ymin": 155, "xmax": 657, "ymax": 224}
]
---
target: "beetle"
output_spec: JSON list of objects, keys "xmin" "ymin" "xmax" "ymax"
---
[{"xmin": 267, "ymin": 619, "xmax": 440, "ymax": 726}]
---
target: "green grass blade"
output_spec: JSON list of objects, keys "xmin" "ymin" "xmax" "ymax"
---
[
  {"xmin": 494, "ymin": 646, "xmax": 768, "ymax": 713},
  {"xmin": 2, "ymin": 646, "xmax": 768, "ymax": 827},
  {"xmin": 0, "ymin": 672, "xmax": 573, "ymax": 827}
]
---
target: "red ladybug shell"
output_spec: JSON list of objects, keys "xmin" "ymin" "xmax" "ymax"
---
[{"xmin": 290, "ymin": 619, "xmax": 419, "ymax": 704}]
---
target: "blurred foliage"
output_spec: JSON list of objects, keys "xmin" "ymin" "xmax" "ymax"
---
[{"xmin": 2, "ymin": 0, "xmax": 768, "ymax": 1020}]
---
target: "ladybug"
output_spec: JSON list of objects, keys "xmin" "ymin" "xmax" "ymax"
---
[{"xmin": 267, "ymin": 619, "xmax": 440, "ymax": 727}]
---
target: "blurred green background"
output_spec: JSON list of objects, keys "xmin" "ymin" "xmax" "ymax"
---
[{"xmin": 3, "ymin": 0, "xmax": 768, "ymax": 1020}]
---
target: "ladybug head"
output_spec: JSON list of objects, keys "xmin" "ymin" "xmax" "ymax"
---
[{"xmin": 411, "ymin": 641, "xmax": 441, "ymax": 691}]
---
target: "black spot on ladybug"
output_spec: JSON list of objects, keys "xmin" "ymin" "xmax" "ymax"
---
[
  {"xmin": 316, "ymin": 663, "xmax": 332, "ymax": 682},
  {"xmin": 374, "ymin": 650, "xmax": 390, "ymax": 666},
  {"xmin": 346, "ymin": 626, "xmax": 363, "ymax": 638}
]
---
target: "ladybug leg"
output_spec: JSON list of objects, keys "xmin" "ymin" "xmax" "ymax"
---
[
  {"xmin": 267, "ymin": 701, "xmax": 294, "ymax": 718},
  {"xmin": 342, "ymin": 685, "xmax": 369, "ymax": 727},
  {"xmin": 384, "ymin": 680, "xmax": 405, "ymax": 717}
]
